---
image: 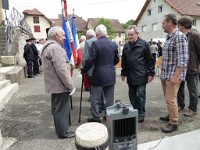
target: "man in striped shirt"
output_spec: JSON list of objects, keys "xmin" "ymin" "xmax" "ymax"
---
[{"xmin": 159, "ymin": 13, "xmax": 188, "ymax": 133}]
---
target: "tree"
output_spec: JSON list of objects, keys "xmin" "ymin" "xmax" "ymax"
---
[
  {"xmin": 121, "ymin": 19, "xmax": 135, "ymax": 29},
  {"xmin": 95, "ymin": 18, "xmax": 117, "ymax": 40}
]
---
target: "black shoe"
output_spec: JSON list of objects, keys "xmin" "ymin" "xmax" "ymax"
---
[
  {"xmin": 160, "ymin": 115, "xmax": 169, "ymax": 122},
  {"xmin": 103, "ymin": 115, "xmax": 106, "ymax": 121},
  {"xmin": 138, "ymin": 117, "xmax": 144, "ymax": 123},
  {"xmin": 87, "ymin": 117, "xmax": 101, "ymax": 122},
  {"xmin": 66, "ymin": 131, "xmax": 75, "ymax": 138},
  {"xmin": 28, "ymin": 76, "xmax": 35, "ymax": 78},
  {"xmin": 162, "ymin": 123, "xmax": 178, "ymax": 133},
  {"xmin": 198, "ymin": 95, "xmax": 200, "ymax": 98}
]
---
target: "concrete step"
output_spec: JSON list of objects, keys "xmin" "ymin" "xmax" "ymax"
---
[
  {"xmin": 0, "ymin": 39, "xmax": 6, "ymax": 42},
  {"xmin": 138, "ymin": 129, "xmax": 200, "ymax": 150},
  {"xmin": 0, "ymin": 43, "xmax": 6, "ymax": 48},
  {"xmin": 0, "ymin": 83, "xmax": 19, "ymax": 111},
  {"xmin": 0, "ymin": 74, "xmax": 5, "ymax": 81},
  {"xmin": 0, "ymin": 80, "xmax": 11, "ymax": 90},
  {"xmin": 0, "ymin": 66, "xmax": 15, "ymax": 74}
]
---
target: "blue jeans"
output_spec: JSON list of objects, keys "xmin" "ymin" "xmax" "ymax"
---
[
  {"xmin": 177, "ymin": 74, "xmax": 199, "ymax": 112},
  {"xmin": 128, "ymin": 84, "xmax": 146, "ymax": 118}
]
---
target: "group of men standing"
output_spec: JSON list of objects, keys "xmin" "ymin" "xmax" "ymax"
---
[
  {"xmin": 39, "ymin": 12, "xmax": 199, "ymax": 139},
  {"xmin": 121, "ymin": 14, "xmax": 200, "ymax": 133},
  {"xmin": 23, "ymin": 37, "xmax": 41, "ymax": 78}
]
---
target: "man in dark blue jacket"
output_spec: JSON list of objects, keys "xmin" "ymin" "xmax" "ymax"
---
[
  {"xmin": 121, "ymin": 25, "xmax": 155, "ymax": 123},
  {"xmin": 81, "ymin": 24, "xmax": 119, "ymax": 122}
]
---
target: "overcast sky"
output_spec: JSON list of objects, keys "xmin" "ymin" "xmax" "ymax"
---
[{"xmin": 8, "ymin": 0, "xmax": 146, "ymax": 23}]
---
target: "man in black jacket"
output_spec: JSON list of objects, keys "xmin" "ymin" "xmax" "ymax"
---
[
  {"xmin": 177, "ymin": 16, "xmax": 200, "ymax": 116},
  {"xmin": 23, "ymin": 38, "xmax": 34, "ymax": 78},
  {"xmin": 121, "ymin": 25, "xmax": 155, "ymax": 123}
]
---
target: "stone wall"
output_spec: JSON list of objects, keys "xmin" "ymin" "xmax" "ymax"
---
[{"xmin": 1, "ymin": 27, "xmax": 30, "ymax": 66}]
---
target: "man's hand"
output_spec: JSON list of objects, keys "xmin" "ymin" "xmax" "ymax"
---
[
  {"xmin": 170, "ymin": 75, "xmax": 179, "ymax": 85},
  {"xmin": 148, "ymin": 76, "xmax": 154, "ymax": 83},
  {"xmin": 69, "ymin": 88, "xmax": 76, "ymax": 96},
  {"xmin": 81, "ymin": 68, "xmax": 86, "ymax": 75},
  {"xmin": 121, "ymin": 76, "xmax": 126, "ymax": 81}
]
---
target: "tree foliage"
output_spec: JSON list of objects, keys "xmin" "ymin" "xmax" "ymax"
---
[
  {"xmin": 121, "ymin": 19, "xmax": 135, "ymax": 29},
  {"xmin": 95, "ymin": 18, "xmax": 117, "ymax": 40}
]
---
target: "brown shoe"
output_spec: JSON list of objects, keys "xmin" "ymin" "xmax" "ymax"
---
[
  {"xmin": 184, "ymin": 109, "xmax": 197, "ymax": 117},
  {"xmin": 162, "ymin": 123, "xmax": 178, "ymax": 133},
  {"xmin": 178, "ymin": 106, "xmax": 184, "ymax": 112}
]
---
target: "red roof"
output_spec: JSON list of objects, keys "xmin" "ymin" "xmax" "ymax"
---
[
  {"xmin": 50, "ymin": 14, "xmax": 87, "ymax": 32},
  {"xmin": 23, "ymin": 8, "xmax": 44, "ymax": 16},
  {"xmin": 165, "ymin": 0, "xmax": 200, "ymax": 16}
]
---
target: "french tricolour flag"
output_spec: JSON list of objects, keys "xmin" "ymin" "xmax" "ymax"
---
[
  {"xmin": 61, "ymin": 0, "xmax": 77, "ymax": 65},
  {"xmin": 71, "ymin": 17, "xmax": 82, "ymax": 68}
]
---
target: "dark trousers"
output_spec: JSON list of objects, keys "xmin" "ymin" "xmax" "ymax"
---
[
  {"xmin": 51, "ymin": 92, "xmax": 70, "ymax": 138},
  {"xmin": 90, "ymin": 85, "xmax": 114, "ymax": 118},
  {"xmin": 128, "ymin": 84, "xmax": 146, "ymax": 118},
  {"xmin": 177, "ymin": 74, "xmax": 199, "ymax": 112},
  {"xmin": 33, "ymin": 59, "xmax": 40, "ymax": 74},
  {"xmin": 26, "ymin": 60, "xmax": 33, "ymax": 77},
  {"xmin": 152, "ymin": 53, "xmax": 156, "ymax": 64}
]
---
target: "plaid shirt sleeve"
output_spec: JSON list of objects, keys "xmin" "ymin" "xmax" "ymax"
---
[{"xmin": 176, "ymin": 33, "xmax": 188, "ymax": 68}]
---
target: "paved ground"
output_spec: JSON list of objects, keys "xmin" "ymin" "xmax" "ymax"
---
[{"xmin": 0, "ymin": 68, "xmax": 200, "ymax": 150}]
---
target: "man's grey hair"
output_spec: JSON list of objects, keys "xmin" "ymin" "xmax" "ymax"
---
[
  {"xmin": 80, "ymin": 35, "xmax": 86, "ymax": 41},
  {"xmin": 86, "ymin": 29, "xmax": 96, "ymax": 37},
  {"xmin": 127, "ymin": 25, "xmax": 139, "ymax": 34},
  {"xmin": 48, "ymin": 26, "xmax": 63, "ymax": 39},
  {"xmin": 95, "ymin": 24, "xmax": 107, "ymax": 36}
]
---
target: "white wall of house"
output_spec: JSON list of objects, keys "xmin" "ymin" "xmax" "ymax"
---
[
  {"xmin": 136, "ymin": 0, "xmax": 200, "ymax": 42},
  {"xmin": 114, "ymin": 32, "xmax": 126, "ymax": 45},
  {"xmin": 25, "ymin": 16, "xmax": 51, "ymax": 40}
]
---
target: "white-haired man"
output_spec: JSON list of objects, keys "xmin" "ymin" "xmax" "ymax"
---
[
  {"xmin": 41, "ymin": 26, "xmax": 75, "ymax": 138},
  {"xmin": 81, "ymin": 24, "xmax": 119, "ymax": 122}
]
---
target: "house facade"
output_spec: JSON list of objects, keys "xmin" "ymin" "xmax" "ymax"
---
[
  {"xmin": 23, "ymin": 8, "xmax": 52, "ymax": 40},
  {"xmin": 134, "ymin": 0, "xmax": 200, "ymax": 42}
]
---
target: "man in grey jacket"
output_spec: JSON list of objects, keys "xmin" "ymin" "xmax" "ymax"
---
[
  {"xmin": 177, "ymin": 16, "xmax": 200, "ymax": 116},
  {"xmin": 41, "ymin": 26, "xmax": 75, "ymax": 138}
]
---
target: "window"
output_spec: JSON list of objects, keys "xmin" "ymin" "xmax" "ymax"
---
[
  {"xmin": 142, "ymin": 25, "xmax": 147, "ymax": 32},
  {"xmin": 147, "ymin": 9, "xmax": 151, "ymax": 16},
  {"xmin": 158, "ymin": 6, "xmax": 163, "ymax": 13},
  {"xmin": 192, "ymin": 19, "xmax": 196, "ymax": 26},
  {"xmin": 34, "ymin": 25, "xmax": 40, "ymax": 32},
  {"xmin": 152, "ymin": 23, "xmax": 158, "ymax": 31},
  {"xmin": 33, "ymin": 16, "xmax": 39, "ymax": 23},
  {"xmin": 118, "ymin": 32, "xmax": 121, "ymax": 38}
]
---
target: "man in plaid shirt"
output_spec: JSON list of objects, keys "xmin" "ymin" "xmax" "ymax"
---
[{"xmin": 159, "ymin": 13, "xmax": 188, "ymax": 133}]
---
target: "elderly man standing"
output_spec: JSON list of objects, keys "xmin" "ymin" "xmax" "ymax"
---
[
  {"xmin": 177, "ymin": 16, "xmax": 200, "ymax": 116},
  {"xmin": 41, "ymin": 26, "xmax": 75, "ymax": 138},
  {"xmin": 83, "ymin": 29, "xmax": 97, "ymax": 94},
  {"xmin": 160, "ymin": 14, "xmax": 188, "ymax": 133},
  {"xmin": 121, "ymin": 25, "xmax": 155, "ymax": 123},
  {"xmin": 81, "ymin": 24, "xmax": 119, "ymax": 122}
]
